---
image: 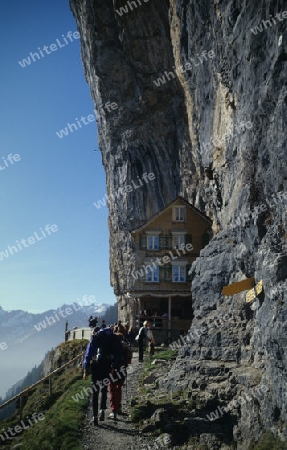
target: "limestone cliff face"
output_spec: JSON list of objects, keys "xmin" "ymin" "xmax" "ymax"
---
[{"xmin": 70, "ymin": 0, "xmax": 287, "ymax": 447}]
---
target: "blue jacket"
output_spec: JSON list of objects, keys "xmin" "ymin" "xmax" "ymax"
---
[
  {"xmin": 83, "ymin": 337, "xmax": 98, "ymax": 370},
  {"xmin": 83, "ymin": 328, "xmax": 123, "ymax": 370}
]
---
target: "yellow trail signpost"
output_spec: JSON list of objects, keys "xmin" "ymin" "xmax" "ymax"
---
[
  {"xmin": 246, "ymin": 279, "xmax": 263, "ymax": 303},
  {"xmin": 222, "ymin": 277, "xmax": 255, "ymax": 296}
]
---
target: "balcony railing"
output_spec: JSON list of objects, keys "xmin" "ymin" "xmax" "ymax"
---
[{"xmin": 135, "ymin": 265, "xmax": 192, "ymax": 283}]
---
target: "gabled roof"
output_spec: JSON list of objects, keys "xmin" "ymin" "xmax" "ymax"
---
[{"xmin": 130, "ymin": 196, "xmax": 212, "ymax": 233}]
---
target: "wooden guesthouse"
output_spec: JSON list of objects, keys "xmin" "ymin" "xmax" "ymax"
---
[{"xmin": 126, "ymin": 196, "xmax": 212, "ymax": 343}]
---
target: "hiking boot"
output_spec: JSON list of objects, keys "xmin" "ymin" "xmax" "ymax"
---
[
  {"xmin": 108, "ymin": 412, "xmax": 117, "ymax": 420},
  {"xmin": 99, "ymin": 410, "xmax": 105, "ymax": 421},
  {"xmin": 92, "ymin": 416, "xmax": 98, "ymax": 426}
]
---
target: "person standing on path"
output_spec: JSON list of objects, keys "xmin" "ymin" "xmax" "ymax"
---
[
  {"xmin": 108, "ymin": 329, "xmax": 129, "ymax": 420},
  {"xmin": 83, "ymin": 324, "xmax": 124, "ymax": 425},
  {"xmin": 137, "ymin": 320, "xmax": 153, "ymax": 363}
]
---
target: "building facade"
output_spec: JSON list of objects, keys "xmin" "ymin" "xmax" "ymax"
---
[{"xmin": 123, "ymin": 197, "xmax": 212, "ymax": 343}]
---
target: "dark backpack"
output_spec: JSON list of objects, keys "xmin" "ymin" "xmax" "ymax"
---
[{"xmin": 92, "ymin": 327, "xmax": 124, "ymax": 366}]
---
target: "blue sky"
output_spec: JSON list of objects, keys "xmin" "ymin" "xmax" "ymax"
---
[{"xmin": 0, "ymin": 0, "xmax": 116, "ymax": 313}]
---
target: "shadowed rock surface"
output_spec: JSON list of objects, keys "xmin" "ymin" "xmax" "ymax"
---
[{"xmin": 69, "ymin": 0, "xmax": 287, "ymax": 447}]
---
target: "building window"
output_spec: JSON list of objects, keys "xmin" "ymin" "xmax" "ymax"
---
[
  {"xmin": 147, "ymin": 235, "xmax": 159, "ymax": 250},
  {"xmin": 146, "ymin": 266, "xmax": 159, "ymax": 282},
  {"xmin": 173, "ymin": 235, "xmax": 185, "ymax": 249},
  {"xmin": 172, "ymin": 266, "xmax": 186, "ymax": 282},
  {"xmin": 173, "ymin": 206, "xmax": 186, "ymax": 222}
]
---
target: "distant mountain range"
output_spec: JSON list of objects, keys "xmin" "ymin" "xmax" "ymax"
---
[{"xmin": 0, "ymin": 302, "xmax": 110, "ymax": 398}]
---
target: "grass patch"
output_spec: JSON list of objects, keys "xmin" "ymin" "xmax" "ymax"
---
[
  {"xmin": 19, "ymin": 378, "xmax": 91, "ymax": 450},
  {"xmin": 138, "ymin": 347, "xmax": 177, "ymax": 378},
  {"xmin": 249, "ymin": 431, "xmax": 286, "ymax": 450},
  {"xmin": 153, "ymin": 348, "xmax": 178, "ymax": 360},
  {"xmin": 0, "ymin": 340, "xmax": 90, "ymax": 450}
]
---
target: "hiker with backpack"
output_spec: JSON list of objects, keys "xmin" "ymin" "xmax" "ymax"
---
[
  {"xmin": 83, "ymin": 323, "xmax": 124, "ymax": 425},
  {"xmin": 108, "ymin": 327, "xmax": 131, "ymax": 419}
]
